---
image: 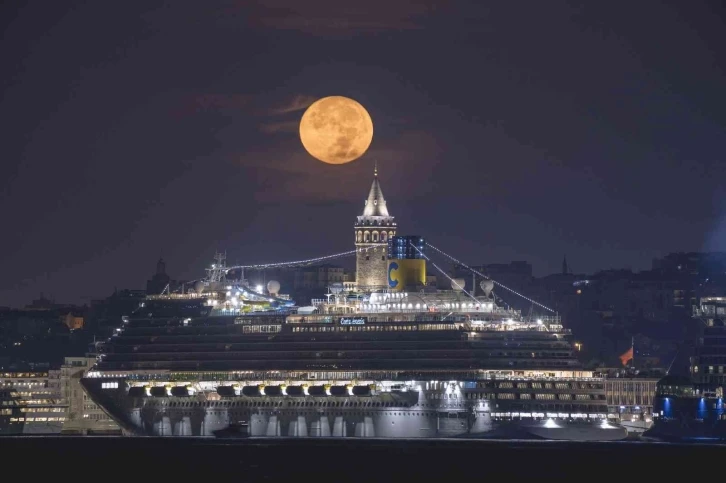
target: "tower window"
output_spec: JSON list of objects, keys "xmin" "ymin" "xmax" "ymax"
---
[
  {"xmin": 381, "ymin": 256, "xmax": 385, "ymax": 261},
  {"xmin": 366, "ymin": 255, "xmax": 370, "ymax": 261}
]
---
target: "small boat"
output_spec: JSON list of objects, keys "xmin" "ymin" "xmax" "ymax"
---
[{"xmin": 213, "ymin": 421, "xmax": 250, "ymax": 439}]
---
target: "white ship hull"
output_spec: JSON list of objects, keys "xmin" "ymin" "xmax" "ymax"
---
[
  {"xmin": 83, "ymin": 378, "xmax": 626, "ymax": 442},
  {"xmin": 112, "ymin": 405, "xmax": 626, "ymax": 441}
]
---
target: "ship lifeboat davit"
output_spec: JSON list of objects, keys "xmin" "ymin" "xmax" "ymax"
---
[
  {"xmin": 285, "ymin": 385, "xmax": 306, "ymax": 397},
  {"xmin": 242, "ymin": 385, "xmax": 263, "ymax": 397},
  {"xmin": 170, "ymin": 385, "xmax": 195, "ymax": 397},
  {"xmin": 352, "ymin": 384, "xmax": 375, "ymax": 396},
  {"xmin": 217, "ymin": 384, "xmax": 241, "ymax": 397},
  {"xmin": 149, "ymin": 386, "xmax": 170, "ymax": 397},
  {"xmin": 329, "ymin": 385, "xmax": 351, "ymax": 397},
  {"xmin": 307, "ymin": 385, "xmax": 328, "ymax": 397},
  {"xmin": 128, "ymin": 386, "xmax": 150, "ymax": 398}
]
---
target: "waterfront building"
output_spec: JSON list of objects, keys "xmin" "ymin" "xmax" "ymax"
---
[
  {"xmin": 0, "ymin": 371, "xmax": 66, "ymax": 434},
  {"xmin": 60, "ymin": 356, "xmax": 121, "ymax": 435}
]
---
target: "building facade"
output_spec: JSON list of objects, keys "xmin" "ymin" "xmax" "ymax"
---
[
  {"xmin": 605, "ymin": 377, "xmax": 657, "ymax": 432},
  {"xmin": 0, "ymin": 371, "xmax": 66, "ymax": 433},
  {"xmin": 60, "ymin": 357, "xmax": 121, "ymax": 435},
  {"xmin": 354, "ymin": 166, "xmax": 396, "ymax": 290}
]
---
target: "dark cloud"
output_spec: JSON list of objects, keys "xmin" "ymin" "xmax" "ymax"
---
[
  {"xmin": 236, "ymin": 0, "xmax": 442, "ymax": 35},
  {"xmin": 172, "ymin": 94, "xmax": 252, "ymax": 118},
  {"xmin": 259, "ymin": 120, "xmax": 299, "ymax": 134},
  {"xmin": 172, "ymin": 92, "xmax": 314, "ymax": 135},
  {"xmin": 268, "ymin": 94, "xmax": 318, "ymax": 115},
  {"xmin": 229, "ymin": 129, "xmax": 440, "ymax": 206}
]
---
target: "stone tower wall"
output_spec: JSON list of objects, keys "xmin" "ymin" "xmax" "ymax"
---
[{"xmin": 355, "ymin": 243, "xmax": 390, "ymax": 289}]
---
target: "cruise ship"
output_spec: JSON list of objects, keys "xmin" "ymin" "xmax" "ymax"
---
[
  {"xmin": 647, "ymin": 296, "xmax": 726, "ymax": 441},
  {"xmin": 81, "ymin": 271, "xmax": 626, "ymax": 440},
  {"xmin": 81, "ymin": 168, "xmax": 626, "ymax": 440}
]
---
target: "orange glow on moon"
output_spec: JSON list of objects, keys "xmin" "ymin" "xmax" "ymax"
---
[{"xmin": 299, "ymin": 96, "xmax": 373, "ymax": 165}]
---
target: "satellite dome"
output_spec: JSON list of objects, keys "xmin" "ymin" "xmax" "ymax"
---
[
  {"xmin": 266, "ymin": 280, "xmax": 281, "ymax": 295},
  {"xmin": 451, "ymin": 278, "xmax": 466, "ymax": 291},
  {"xmin": 194, "ymin": 281, "xmax": 205, "ymax": 294},
  {"xmin": 329, "ymin": 282, "xmax": 344, "ymax": 294},
  {"xmin": 480, "ymin": 280, "xmax": 494, "ymax": 297}
]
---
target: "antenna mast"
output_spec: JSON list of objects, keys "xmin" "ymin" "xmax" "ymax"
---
[{"xmin": 206, "ymin": 252, "xmax": 228, "ymax": 283}]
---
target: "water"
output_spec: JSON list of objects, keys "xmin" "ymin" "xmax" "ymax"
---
[{"xmin": 0, "ymin": 436, "xmax": 723, "ymax": 480}]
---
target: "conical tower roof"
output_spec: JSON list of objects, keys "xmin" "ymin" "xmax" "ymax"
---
[{"xmin": 362, "ymin": 164, "xmax": 389, "ymax": 217}]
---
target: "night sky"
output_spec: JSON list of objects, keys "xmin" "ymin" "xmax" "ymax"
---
[{"xmin": 1, "ymin": 1, "xmax": 725, "ymax": 307}]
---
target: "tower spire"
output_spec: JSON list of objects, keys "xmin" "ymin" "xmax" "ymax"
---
[
  {"xmin": 361, "ymin": 166, "xmax": 389, "ymax": 217},
  {"xmin": 374, "ymin": 160, "xmax": 378, "ymax": 177}
]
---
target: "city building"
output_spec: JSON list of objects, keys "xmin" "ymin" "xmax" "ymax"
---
[
  {"xmin": 60, "ymin": 356, "xmax": 121, "ymax": 435},
  {"xmin": 387, "ymin": 236, "xmax": 426, "ymax": 260},
  {"xmin": 648, "ymin": 296, "xmax": 726, "ymax": 440},
  {"xmin": 354, "ymin": 166, "xmax": 396, "ymax": 290},
  {"xmin": 293, "ymin": 264, "xmax": 346, "ymax": 292},
  {"xmin": 146, "ymin": 258, "xmax": 171, "ymax": 295},
  {"xmin": 0, "ymin": 371, "xmax": 67, "ymax": 434},
  {"xmin": 690, "ymin": 296, "xmax": 726, "ymax": 387},
  {"xmin": 603, "ymin": 373, "xmax": 659, "ymax": 433},
  {"xmin": 60, "ymin": 311, "xmax": 84, "ymax": 330}
]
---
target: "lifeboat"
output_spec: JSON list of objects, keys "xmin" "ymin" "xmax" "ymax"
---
[
  {"xmin": 216, "ymin": 384, "xmax": 241, "ymax": 397},
  {"xmin": 149, "ymin": 386, "xmax": 169, "ymax": 397},
  {"xmin": 262, "ymin": 385, "xmax": 283, "ymax": 396},
  {"xmin": 285, "ymin": 385, "xmax": 306, "ymax": 397},
  {"xmin": 307, "ymin": 385, "xmax": 328, "ymax": 397},
  {"xmin": 128, "ymin": 386, "xmax": 149, "ymax": 398},
  {"xmin": 328, "ymin": 385, "xmax": 350, "ymax": 397},
  {"xmin": 352, "ymin": 384, "xmax": 375, "ymax": 396},
  {"xmin": 170, "ymin": 385, "xmax": 195, "ymax": 397},
  {"xmin": 242, "ymin": 385, "xmax": 263, "ymax": 397}
]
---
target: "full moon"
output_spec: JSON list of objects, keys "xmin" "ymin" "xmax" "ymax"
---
[{"xmin": 299, "ymin": 96, "xmax": 373, "ymax": 165}]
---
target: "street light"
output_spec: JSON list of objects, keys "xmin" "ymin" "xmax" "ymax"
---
[{"xmin": 574, "ymin": 342, "xmax": 582, "ymax": 351}]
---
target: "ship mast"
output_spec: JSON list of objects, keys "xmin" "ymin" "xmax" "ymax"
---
[{"xmin": 206, "ymin": 252, "xmax": 229, "ymax": 284}]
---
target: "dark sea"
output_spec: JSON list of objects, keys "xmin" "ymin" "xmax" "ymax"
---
[{"xmin": 1, "ymin": 437, "xmax": 724, "ymax": 480}]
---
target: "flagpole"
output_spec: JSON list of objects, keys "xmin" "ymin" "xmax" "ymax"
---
[{"xmin": 631, "ymin": 336, "xmax": 635, "ymax": 368}]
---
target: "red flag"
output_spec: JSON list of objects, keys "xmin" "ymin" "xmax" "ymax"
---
[{"xmin": 619, "ymin": 347, "xmax": 633, "ymax": 366}]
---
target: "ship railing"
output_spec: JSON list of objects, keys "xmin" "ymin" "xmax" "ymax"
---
[
  {"xmin": 95, "ymin": 369, "xmax": 604, "ymax": 384},
  {"xmin": 146, "ymin": 293, "xmax": 214, "ymax": 300}
]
